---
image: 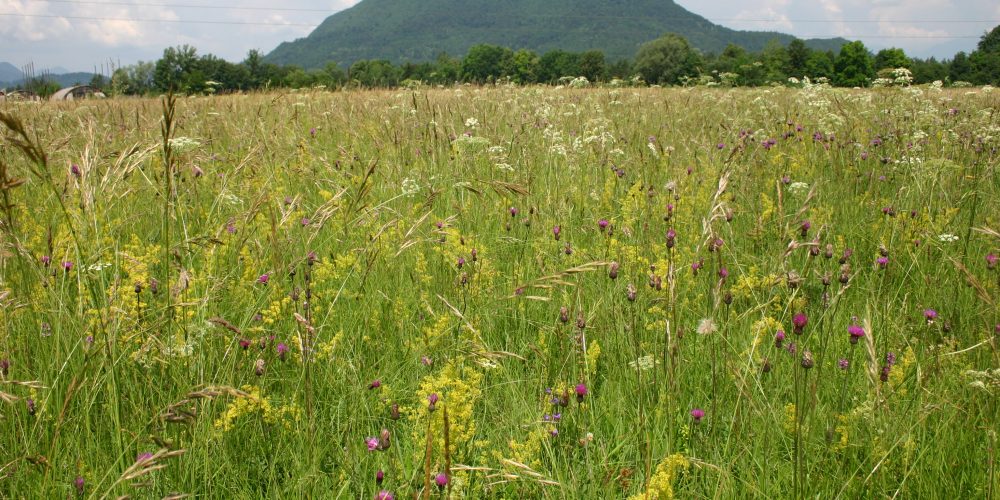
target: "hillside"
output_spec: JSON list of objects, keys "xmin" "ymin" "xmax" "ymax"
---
[
  {"xmin": 0, "ymin": 62, "xmax": 23, "ymax": 82},
  {"xmin": 266, "ymin": 0, "xmax": 847, "ymax": 68}
]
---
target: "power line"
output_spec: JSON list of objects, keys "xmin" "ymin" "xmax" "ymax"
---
[
  {"xmin": 0, "ymin": 12, "xmax": 316, "ymax": 26},
  {"xmin": 30, "ymin": 0, "xmax": 335, "ymax": 12}
]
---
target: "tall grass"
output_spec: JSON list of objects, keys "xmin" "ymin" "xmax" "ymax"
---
[{"xmin": 0, "ymin": 83, "xmax": 998, "ymax": 498}]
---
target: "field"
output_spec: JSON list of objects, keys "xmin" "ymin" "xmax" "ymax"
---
[{"xmin": 1, "ymin": 83, "xmax": 999, "ymax": 498}]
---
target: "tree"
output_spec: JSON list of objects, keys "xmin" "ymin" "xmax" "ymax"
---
[
  {"xmin": 805, "ymin": 50, "xmax": 835, "ymax": 80},
  {"xmin": 153, "ymin": 45, "xmax": 199, "ymax": 92},
  {"xmin": 461, "ymin": 44, "xmax": 513, "ymax": 83},
  {"xmin": 760, "ymin": 39, "xmax": 789, "ymax": 83},
  {"xmin": 833, "ymin": 41, "xmax": 874, "ymax": 87},
  {"xmin": 578, "ymin": 50, "xmax": 606, "ymax": 82},
  {"xmin": 970, "ymin": 25, "xmax": 1000, "ymax": 85},
  {"xmin": 633, "ymin": 33, "xmax": 701, "ymax": 85},
  {"xmin": 786, "ymin": 39, "xmax": 811, "ymax": 77},
  {"xmin": 537, "ymin": 50, "xmax": 580, "ymax": 83},
  {"xmin": 509, "ymin": 49, "xmax": 540, "ymax": 84},
  {"xmin": 949, "ymin": 52, "xmax": 973, "ymax": 83},
  {"xmin": 874, "ymin": 48, "xmax": 911, "ymax": 71},
  {"xmin": 349, "ymin": 60, "xmax": 401, "ymax": 87}
]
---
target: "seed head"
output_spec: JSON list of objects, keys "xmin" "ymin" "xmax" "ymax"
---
[
  {"xmin": 801, "ymin": 350, "xmax": 814, "ymax": 369},
  {"xmin": 608, "ymin": 261, "xmax": 619, "ymax": 280}
]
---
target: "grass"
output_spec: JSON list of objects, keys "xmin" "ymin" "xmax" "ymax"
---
[{"xmin": 0, "ymin": 82, "xmax": 998, "ymax": 499}]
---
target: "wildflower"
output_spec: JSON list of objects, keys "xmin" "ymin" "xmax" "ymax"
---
[
  {"xmin": 374, "ymin": 491, "xmax": 394, "ymax": 500},
  {"xmin": 775, "ymin": 330, "xmax": 786, "ymax": 348},
  {"xmin": 691, "ymin": 260, "xmax": 702, "ymax": 276},
  {"xmin": 690, "ymin": 408, "xmax": 705, "ymax": 423},
  {"xmin": 192, "ymin": 165, "xmax": 204, "ymax": 177},
  {"xmin": 801, "ymin": 350, "xmax": 814, "ymax": 369},
  {"xmin": 62, "ymin": 261, "xmax": 73, "ymax": 272},
  {"xmin": 559, "ymin": 306, "xmax": 569, "ymax": 323},
  {"xmin": 608, "ymin": 261, "xmax": 619, "ymax": 280},
  {"xmin": 938, "ymin": 234, "xmax": 959, "ymax": 243},
  {"xmin": 839, "ymin": 248, "xmax": 853, "ymax": 264},
  {"xmin": 71, "ymin": 164, "xmax": 81, "ymax": 177},
  {"xmin": 509, "ymin": 207, "xmax": 518, "ymax": 217},
  {"xmin": 666, "ymin": 228, "xmax": 676, "ymax": 248},
  {"xmin": 276, "ymin": 343, "xmax": 289, "ymax": 361},
  {"xmin": 576, "ymin": 313, "xmax": 586, "ymax": 330},
  {"xmin": 456, "ymin": 257, "xmax": 465, "ymax": 269},
  {"xmin": 718, "ymin": 267, "xmax": 729, "ymax": 279},
  {"xmin": 550, "ymin": 428, "xmax": 559, "ymax": 437},
  {"xmin": 717, "ymin": 142, "xmax": 725, "ymax": 149},
  {"xmin": 254, "ymin": 358, "xmax": 265, "ymax": 376},
  {"xmin": 470, "ymin": 249, "xmax": 477, "ymax": 262},
  {"xmin": 598, "ymin": 219, "xmax": 609, "ymax": 232},
  {"xmin": 300, "ymin": 217, "xmax": 310, "ymax": 226},
  {"xmin": 376, "ymin": 470, "xmax": 384, "ymax": 485},
  {"xmin": 74, "ymin": 476, "xmax": 85, "ymax": 496},
  {"xmin": 310, "ymin": 127, "xmax": 317, "ymax": 137},
  {"xmin": 986, "ymin": 253, "xmax": 997, "ymax": 270},
  {"xmin": 368, "ymin": 379, "xmax": 382, "ymax": 390},
  {"xmin": 575, "ymin": 383, "xmax": 587, "ymax": 402},
  {"xmin": 26, "ymin": 398, "xmax": 36, "ymax": 415},
  {"xmin": 427, "ymin": 393, "xmax": 439, "ymax": 411},
  {"xmin": 876, "ymin": 257, "xmax": 889, "ymax": 269},
  {"xmin": 239, "ymin": 339, "xmax": 251, "ymax": 350},
  {"xmin": 793, "ymin": 314, "xmax": 808, "ymax": 334},
  {"xmin": 848, "ymin": 324, "xmax": 865, "ymax": 344},
  {"xmin": 564, "ymin": 244, "xmax": 573, "ymax": 255},
  {"xmin": 40, "ymin": 255, "xmax": 51, "ymax": 267},
  {"xmin": 136, "ymin": 452, "xmax": 153, "ymax": 463},
  {"xmin": 923, "ymin": 309, "xmax": 938, "ymax": 324},
  {"xmin": 800, "ymin": 220, "xmax": 811, "ymax": 238},
  {"xmin": 838, "ymin": 359, "xmax": 849, "ymax": 370},
  {"xmin": 257, "ymin": 273, "xmax": 270, "ymax": 285},
  {"xmin": 697, "ymin": 318, "xmax": 717, "ymax": 335},
  {"xmin": 421, "ymin": 356, "xmax": 432, "ymax": 366},
  {"xmin": 626, "ymin": 283, "xmax": 637, "ymax": 302},
  {"xmin": 0, "ymin": 358, "xmax": 8, "ymax": 377},
  {"xmin": 552, "ymin": 225, "xmax": 561, "ymax": 240},
  {"xmin": 709, "ymin": 238, "xmax": 724, "ymax": 252},
  {"xmin": 378, "ymin": 428, "xmax": 391, "ymax": 450},
  {"xmin": 435, "ymin": 473, "xmax": 449, "ymax": 488},
  {"xmin": 366, "ymin": 436, "xmax": 379, "ymax": 451},
  {"xmin": 824, "ymin": 244, "xmax": 834, "ymax": 259},
  {"xmin": 389, "ymin": 403, "xmax": 400, "ymax": 420}
]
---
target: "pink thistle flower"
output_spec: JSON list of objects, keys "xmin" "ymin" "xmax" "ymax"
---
[
  {"xmin": 987, "ymin": 253, "xmax": 997, "ymax": 270},
  {"xmin": 374, "ymin": 491, "xmax": 393, "ymax": 500},
  {"xmin": 365, "ymin": 437, "xmax": 379, "ymax": 451},
  {"xmin": 923, "ymin": 309, "xmax": 938, "ymax": 324},
  {"xmin": 257, "ymin": 273, "xmax": 269, "ymax": 285},
  {"xmin": 435, "ymin": 473, "xmax": 448, "ymax": 488},
  {"xmin": 792, "ymin": 313, "xmax": 808, "ymax": 334},
  {"xmin": 575, "ymin": 383, "xmax": 587, "ymax": 403},
  {"xmin": 848, "ymin": 324, "xmax": 865, "ymax": 344},
  {"xmin": 690, "ymin": 408, "xmax": 705, "ymax": 423}
]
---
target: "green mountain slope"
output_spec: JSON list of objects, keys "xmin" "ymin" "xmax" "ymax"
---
[{"xmin": 265, "ymin": 0, "xmax": 847, "ymax": 69}]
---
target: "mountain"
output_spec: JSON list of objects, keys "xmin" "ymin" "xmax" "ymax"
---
[
  {"xmin": 1, "ymin": 72, "xmax": 101, "ymax": 90},
  {"xmin": 266, "ymin": 0, "xmax": 848, "ymax": 69},
  {"xmin": 0, "ymin": 62, "xmax": 23, "ymax": 82}
]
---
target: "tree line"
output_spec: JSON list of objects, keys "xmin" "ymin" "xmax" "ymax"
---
[{"xmin": 43, "ymin": 26, "xmax": 1000, "ymax": 95}]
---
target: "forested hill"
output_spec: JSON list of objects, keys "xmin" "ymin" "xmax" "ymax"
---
[{"xmin": 265, "ymin": 0, "xmax": 847, "ymax": 68}]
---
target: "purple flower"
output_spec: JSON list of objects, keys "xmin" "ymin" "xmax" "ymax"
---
[
  {"xmin": 376, "ymin": 469, "xmax": 384, "ymax": 484},
  {"xmin": 366, "ymin": 437, "xmax": 379, "ymax": 451},
  {"xmin": 0, "ymin": 358, "xmax": 8, "ymax": 377},
  {"xmin": 848, "ymin": 324, "xmax": 865, "ymax": 344},
  {"xmin": 690, "ymin": 408, "xmax": 705, "ymax": 423},
  {"xmin": 666, "ymin": 228, "xmax": 676, "ymax": 248},
  {"xmin": 310, "ymin": 127, "xmax": 317, "ymax": 137},
  {"xmin": 239, "ymin": 339, "xmax": 251, "ymax": 350},
  {"xmin": 775, "ymin": 330, "xmax": 785, "ymax": 348},
  {"xmin": 792, "ymin": 313, "xmax": 808, "ymax": 334},
  {"xmin": 876, "ymin": 256, "xmax": 889, "ymax": 269},
  {"xmin": 456, "ymin": 257, "xmax": 465, "ymax": 269},
  {"xmin": 691, "ymin": 260, "xmax": 702, "ymax": 276},
  {"xmin": 40, "ymin": 255, "xmax": 51, "ymax": 267},
  {"xmin": 608, "ymin": 261, "xmax": 619, "ymax": 280},
  {"xmin": 71, "ymin": 164, "xmax": 81, "ymax": 177},
  {"xmin": 718, "ymin": 267, "xmax": 729, "ymax": 279},
  {"xmin": 301, "ymin": 217, "xmax": 310, "ymax": 226},
  {"xmin": 62, "ymin": 261, "xmax": 73, "ymax": 272},
  {"xmin": 136, "ymin": 452, "xmax": 153, "ymax": 463},
  {"xmin": 435, "ymin": 473, "xmax": 449, "ymax": 488},
  {"xmin": 716, "ymin": 143, "xmax": 725, "ymax": 150},
  {"xmin": 509, "ymin": 207, "xmax": 519, "ymax": 217},
  {"xmin": 598, "ymin": 219, "xmax": 609, "ymax": 231},
  {"xmin": 838, "ymin": 358, "xmax": 850, "ymax": 370},
  {"xmin": 552, "ymin": 225, "xmax": 561, "ymax": 240},
  {"xmin": 427, "ymin": 393, "xmax": 439, "ymax": 411},
  {"xmin": 800, "ymin": 220, "xmax": 811, "ymax": 237},
  {"xmin": 923, "ymin": 309, "xmax": 938, "ymax": 324},
  {"xmin": 374, "ymin": 491, "xmax": 394, "ymax": 500},
  {"xmin": 986, "ymin": 253, "xmax": 997, "ymax": 270},
  {"xmin": 575, "ymin": 383, "xmax": 587, "ymax": 402},
  {"xmin": 276, "ymin": 343, "xmax": 289, "ymax": 361},
  {"xmin": 257, "ymin": 273, "xmax": 269, "ymax": 285},
  {"xmin": 368, "ymin": 379, "xmax": 381, "ymax": 390},
  {"xmin": 74, "ymin": 476, "xmax": 85, "ymax": 496}
]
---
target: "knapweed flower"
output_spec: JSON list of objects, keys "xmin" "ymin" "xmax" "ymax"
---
[
  {"xmin": 376, "ymin": 469, "xmax": 384, "ymax": 485},
  {"xmin": 74, "ymin": 476, "xmax": 85, "ymax": 496},
  {"xmin": 366, "ymin": 436, "xmax": 379, "ymax": 451},
  {"xmin": 775, "ymin": 330, "xmax": 786, "ymax": 348},
  {"xmin": 666, "ymin": 228, "xmax": 676, "ymax": 248},
  {"xmin": 626, "ymin": 283, "xmax": 637, "ymax": 302},
  {"xmin": 62, "ymin": 261, "xmax": 73, "ymax": 272},
  {"xmin": 986, "ymin": 253, "xmax": 997, "ymax": 270},
  {"xmin": 552, "ymin": 225, "xmax": 561, "ymax": 240},
  {"xmin": 509, "ymin": 207, "xmax": 518, "ymax": 217},
  {"xmin": 456, "ymin": 257, "xmax": 465, "ymax": 269},
  {"xmin": 575, "ymin": 383, "xmax": 587, "ymax": 402},
  {"xmin": 276, "ymin": 343, "xmax": 289, "ymax": 361},
  {"xmin": 257, "ymin": 273, "xmax": 269, "ymax": 285},
  {"xmin": 40, "ymin": 255, "xmax": 51, "ymax": 267},
  {"xmin": 801, "ymin": 350, "xmax": 814, "ymax": 369},
  {"xmin": 848, "ymin": 324, "xmax": 865, "ymax": 344},
  {"xmin": 598, "ymin": 219, "xmax": 609, "ymax": 232},
  {"xmin": 427, "ymin": 393, "xmax": 439, "ymax": 411},
  {"xmin": 876, "ymin": 257, "xmax": 889, "ymax": 269},
  {"xmin": 793, "ymin": 314, "xmax": 808, "ymax": 334},
  {"xmin": 435, "ymin": 473, "xmax": 449, "ymax": 488},
  {"xmin": 608, "ymin": 261, "xmax": 619, "ymax": 280},
  {"xmin": 310, "ymin": 127, "xmax": 317, "ymax": 137},
  {"xmin": 559, "ymin": 306, "xmax": 569, "ymax": 323},
  {"xmin": 690, "ymin": 408, "xmax": 705, "ymax": 423},
  {"xmin": 718, "ymin": 267, "xmax": 729, "ymax": 279},
  {"xmin": 691, "ymin": 260, "xmax": 702, "ymax": 276},
  {"xmin": 378, "ymin": 428, "xmax": 391, "ymax": 450},
  {"xmin": 838, "ymin": 359, "xmax": 849, "ymax": 370},
  {"xmin": 254, "ymin": 358, "xmax": 265, "ymax": 376},
  {"xmin": 368, "ymin": 379, "xmax": 381, "ymax": 390},
  {"xmin": 800, "ymin": 220, "xmax": 811, "ymax": 237},
  {"xmin": 71, "ymin": 164, "xmax": 81, "ymax": 177},
  {"xmin": 923, "ymin": 309, "xmax": 938, "ymax": 324},
  {"xmin": 374, "ymin": 491, "xmax": 393, "ymax": 500}
]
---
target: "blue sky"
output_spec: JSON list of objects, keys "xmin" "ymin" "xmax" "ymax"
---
[{"xmin": 1, "ymin": 0, "xmax": 996, "ymax": 73}]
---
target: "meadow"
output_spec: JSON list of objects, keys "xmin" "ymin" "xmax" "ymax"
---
[{"xmin": 0, "ymin": 82, "xmax": 998, "ymax": 498}]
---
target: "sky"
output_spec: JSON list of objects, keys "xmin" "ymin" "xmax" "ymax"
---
[{"xmin": 0, "ymin": 0, "xmax": 997, "ymax": 74}]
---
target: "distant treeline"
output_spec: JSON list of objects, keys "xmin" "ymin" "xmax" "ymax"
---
[{"xmin": 16, "ymin": 28, "xmax": 1000, "ymax": 96}]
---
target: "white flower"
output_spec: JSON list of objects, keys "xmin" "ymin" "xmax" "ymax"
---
[
  {"xmin": 628, "ymin": 355, "xmax": 657, "ymax": 371},
  {"xmin": 788, "ymin": 182, "xmax": 809, "ymax": 194},
  {"xmin": 464, "ymin": 117, "xmax": 479, "ymax": 128},
  {"xmin": 401, "ymin": 178, "xmax": 420, "ymax": 197},
  {"xmin": 697, "ymin": 318, "xmax": 717, "ymax": 335},
  {"xmin": 938, "ymin": 233, "xmax": 959, "ymax": 243}
]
